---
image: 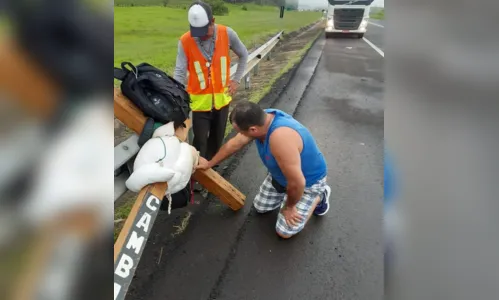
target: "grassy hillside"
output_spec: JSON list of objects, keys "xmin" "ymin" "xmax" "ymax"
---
[
  {"xmin": 114, "ymin": 4, "xmax": 320, "ymax": 74},
  {"xmin": 370, "ymin": 8, "xmax": 384, "ymax": 20}
]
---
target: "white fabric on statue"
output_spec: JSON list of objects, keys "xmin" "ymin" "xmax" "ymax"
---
[{"xmin": 126, "ymin": 122, "xmax": 198, "ymax": 196}]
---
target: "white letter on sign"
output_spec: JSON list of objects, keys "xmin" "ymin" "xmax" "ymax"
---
[
  {"xmin": 114, "ymin": 283, "xmax": 121, "ymax": 300},
  {"xmin": 136, "ymin": 213, "xmax": 152, "ymax": 233},
  {"xmin": 146, "ymin": 195, "xmax": 160, "ymax": 211},
  {"xmin": 115, "ymin": 254, "xmax": 134, "ymax": 278},
  {"xmin": 126, "ymin": 231, "xmax": 145, "ymax": 255}
]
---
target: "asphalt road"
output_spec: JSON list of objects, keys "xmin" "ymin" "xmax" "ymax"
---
[
  {"xmin": 366, "ymin": 20, "xmax": 385, "ymax": 51},
  {"xmin": 126, "ymin": 25, "xmax": 384, "ymax": 300}
]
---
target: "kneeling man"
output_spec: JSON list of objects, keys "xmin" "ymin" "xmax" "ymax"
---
[{"xmin": 196, "ymin": 101, "xmax": 331, "ymax": 239}]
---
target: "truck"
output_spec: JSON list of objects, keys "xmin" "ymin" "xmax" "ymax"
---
[{"xmin": 325, "ymin": 0, "xmax": 375, "ymax": 39}]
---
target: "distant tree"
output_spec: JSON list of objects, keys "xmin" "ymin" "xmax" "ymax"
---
[{"xmin": 206, "ymin": 0, "xmax": 229, "ymax": 15}]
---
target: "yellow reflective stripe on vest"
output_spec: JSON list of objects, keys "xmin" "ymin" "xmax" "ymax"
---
[
  {"xmin": 193, "ymin": 61, "xmax": 206, "ymax": 90},
  {"xmin": 214, "ymin": 91, "xmax": 231, "ymax": 109},
  {"xmin": 190, "ymin": 92, "xmax": 232, "ymax": 111},
  {"xmin": 220, "ymin": 56, "xmax": 228, "ymax": 87},
  {"xmin": 190, "ymin": 94, "xmax": 212, "ymax": 111}
]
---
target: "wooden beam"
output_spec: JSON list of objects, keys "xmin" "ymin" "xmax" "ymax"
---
[{"xmin": 113, "ymin": 88, "xmax": 245, "ymax": 211}]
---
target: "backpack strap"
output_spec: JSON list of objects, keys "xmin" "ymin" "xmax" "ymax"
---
[
  {"xmin": 114, "ymin": 62, "xmax": 138, "ymax": 81},
  {"xmin": 137, "ymin": 117, "xmax": 156, "ymax": 148},
  {"xmin": 114, "ymin": 67, "xmax": 127, "ymax": 81}
]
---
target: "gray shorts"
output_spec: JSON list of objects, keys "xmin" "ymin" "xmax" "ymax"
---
[{"xmin": 253, "ymin": 173, "xmax": 328, "ymax": 237}]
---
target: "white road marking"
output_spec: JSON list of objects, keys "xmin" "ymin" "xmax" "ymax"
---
[
  {"xmin": 368, "ymin": 21, "xmax": 384, "ymax": 28},
  {"xmin": 363, "ymin": 37, "xmax": 384, "ymax": 57}
]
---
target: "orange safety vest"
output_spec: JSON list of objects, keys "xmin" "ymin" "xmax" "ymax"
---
[{"xmin": 180, "ymin": 25, "xmax": 232, "ymax": 112}]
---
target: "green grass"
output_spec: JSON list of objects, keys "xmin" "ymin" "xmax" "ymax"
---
[
  {"xmin": 114, "ymin": 4, "xmax": 321, "ymax": 74},
  {"xmin": 114, "ymin": 195, "xmax": 137, "ymax": 241},
  {"xmin": 370, "ymin": 9, "xmax": 384, "ymax": 20}
]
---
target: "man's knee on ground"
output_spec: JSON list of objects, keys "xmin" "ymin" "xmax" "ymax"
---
[
  {"xmin": 276, "ymin": 230, "xmax": 295, "ymax": 239},
  {"xmin": 275, "ymin": 224, "xmax": 302, "ymax": 239}
]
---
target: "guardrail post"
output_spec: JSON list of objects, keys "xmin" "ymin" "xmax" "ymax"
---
[
  {"xmin": 244, "ymin": 75, "xmax": 251, "ymax": 89},
  {"xmin": 267, "ymin": 50, "xmax": 272, "ymax": 61},
  {"xmin": 253, "ymin": 63, "xmax": 259, "ymax": 76}
]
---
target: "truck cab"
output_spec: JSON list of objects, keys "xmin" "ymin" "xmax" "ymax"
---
[{"xmin": 325, "ymin": 0, "xmax": 374, "ymax": 38}]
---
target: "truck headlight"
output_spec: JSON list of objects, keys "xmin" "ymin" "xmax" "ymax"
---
[
  {"xmin": 360, "ymin": 19, "xmax": 368, "ymax": 29},
  {"xmin": 327, "ymin": 18, "xmax": 334, "ymax": 27}
]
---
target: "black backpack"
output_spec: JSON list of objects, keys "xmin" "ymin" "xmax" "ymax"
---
[{"xmin": 114, "ymin": 62, "xmax": 191, "ymax": 125}]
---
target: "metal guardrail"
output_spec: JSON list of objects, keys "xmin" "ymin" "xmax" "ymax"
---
[{"xmin": 114, "ymin": 30, "xmax": 284, "ymax": 202}]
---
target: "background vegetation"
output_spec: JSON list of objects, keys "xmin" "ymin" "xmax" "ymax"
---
[{"xmin": 114, "ymin": 3, "xmax": 320, "ymax": 74}]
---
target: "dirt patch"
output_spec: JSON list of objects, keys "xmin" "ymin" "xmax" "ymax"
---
[{"xmin": 230, "ymin": 22, "xmax": 323, "ymax": 108}]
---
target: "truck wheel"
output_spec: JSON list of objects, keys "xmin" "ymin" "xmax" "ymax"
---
[{"xmin": 357, "ymin": 33, "xmax": 364, "ymax": 38}]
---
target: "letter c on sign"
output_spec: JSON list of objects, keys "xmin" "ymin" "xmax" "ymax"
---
[{"xmin": 146, "ymin": 195, "xmax": 160, "ymax": 211}]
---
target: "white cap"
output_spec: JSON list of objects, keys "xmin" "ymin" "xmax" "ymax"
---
[{"xmin": 188, "ymin": 2, "xmax": 213, "ymax": 38}]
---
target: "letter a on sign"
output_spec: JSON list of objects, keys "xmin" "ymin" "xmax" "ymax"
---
[{"xmin": 136, "ymin": 213, "xmax": 152, "ymax": 233}]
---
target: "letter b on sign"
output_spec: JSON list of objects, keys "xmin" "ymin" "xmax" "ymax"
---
[{"xmin": 115, "ymin": 254, "xmax": 134, "ymax": 278}]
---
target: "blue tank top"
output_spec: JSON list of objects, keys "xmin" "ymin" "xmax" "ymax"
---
[{"xmin": 255, "ymin": 109, "xmax": 327, "ymax": 187}]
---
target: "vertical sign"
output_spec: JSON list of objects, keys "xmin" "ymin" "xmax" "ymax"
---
[{"xmin": 114, "ymin": 193, "xmax": 161, "ymax": 300}]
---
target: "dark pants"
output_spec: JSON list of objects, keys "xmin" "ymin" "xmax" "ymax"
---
[{"xmin": 192, "ymin": 106, "xmax": 230, "ymax": 160}]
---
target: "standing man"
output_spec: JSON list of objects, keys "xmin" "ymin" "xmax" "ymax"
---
[
  {"xmin": 174, "ymin": 1, "xmax": 249, "ymax": 191},
  {"xmin": 196, "ymin": 101, "xmax": 332, "ymax": 239}
]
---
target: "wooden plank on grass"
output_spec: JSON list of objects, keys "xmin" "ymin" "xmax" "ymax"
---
[{"xmin": 113, "ymin": 87, "xmax": 246, "ymax": 211}]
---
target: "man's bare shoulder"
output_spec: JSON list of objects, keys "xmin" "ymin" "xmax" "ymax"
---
[{"xmin": 269, "ymin": 127, "xmax": 302, "ymax": 150}]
